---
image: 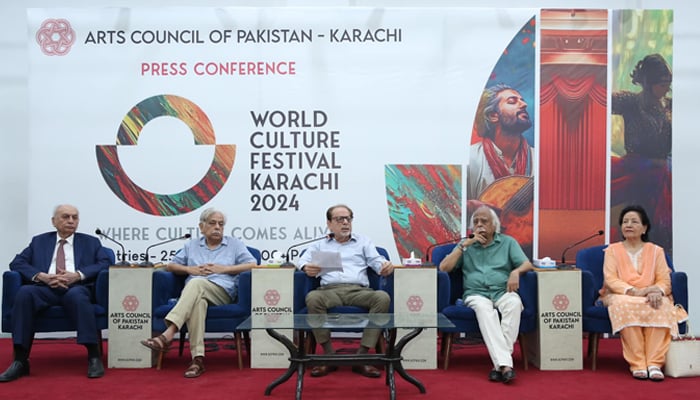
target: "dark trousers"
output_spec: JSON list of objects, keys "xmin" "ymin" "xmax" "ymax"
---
[{"xmin": 11, "ymin": 284, "xmax": 98, "ymax": 349}]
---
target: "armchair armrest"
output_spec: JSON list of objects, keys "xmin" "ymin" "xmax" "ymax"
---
[
  {"xmin": 152, "ymin": 269, "xmax": 182, "ymax": 307},
  {"xmin": 380, "ymin": 272, "xmax": 395, "ymax": 313},
  {"xmin": 295, "ymin": 274, "xmax": 321, "ymax": 313},
  {"xmin": 519, "ymin": 271, "xmax": 537, "ymax": 312},
  {"xmin": 437, "ymin": 270, "xmax": 451, "ymax": 311},
  {"xmin": 671, "ymin": 271, "xmax": 688, "ymax": 311},
  {"xmin": 293, "ymin": 270, "xmax": 309, "ymax": 313},
  {"xmin": 671, "ymin": 271, "xmax": 688, "ymax": 334},
  {"xmin": 580, "ymin": 270, "xmax": 598, "ymax": 307},
  {"xmin": 95, "ymin": 269, "xmax": 109, "ymax": 309},
  {"xmin": 2, "ymin": 271, "xmax": 22, "ymax": 322},
  {"xmin": 237, "ymin": 270, "xmax": 252, "ymax": 310},
  {"xmin": 518, "ymin": 271, "xmax": 538, "ymax": 332}
]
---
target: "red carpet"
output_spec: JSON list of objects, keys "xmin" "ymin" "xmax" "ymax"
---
[{"xmin": 0, "ymin": 336, "xmax": 697, "ymax": 399}]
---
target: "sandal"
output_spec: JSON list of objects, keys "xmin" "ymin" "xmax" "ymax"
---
[
  {"xmin": 648, "ymin": 366, "xmax": 665, "ymax": 381},
  {"xmin": 140, "ymin": 334, "xmax": 171, "ymax": 354},
  {"xmin": 184, "ymin": 356, "xmax": 205, "ymax": 378},
  {"xmin": 632, "ymin": 369, "xmax": 648, "ymax": 380}
]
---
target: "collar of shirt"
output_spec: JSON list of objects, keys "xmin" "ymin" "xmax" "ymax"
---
[
  {"xmin": 197, "ymin": 235, "xmax": 229, "ymax": 249},
  {"xmin": 330, "ymin": 233, "xmax": 357, "ymax": 244},
  {"xmin": 57, "ymin": 233, "xmax": 75, "ymax": 246}
]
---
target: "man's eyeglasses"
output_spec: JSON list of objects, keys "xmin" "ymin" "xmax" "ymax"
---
[{"xmin": 332, "ymin": 216, "xmax": 353, "ymax": 223}]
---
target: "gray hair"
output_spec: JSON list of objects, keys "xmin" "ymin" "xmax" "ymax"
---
[
  {"xmin": 199, "ymin": 207, "xmax": 226, "ymax": 224},
  {"xmin": 53, "ymin": 204, "xmax": 78, "ymax": 218},
  {"xmin": 469, "ymin": 205, "xmax": 501, "ymax": 233}
]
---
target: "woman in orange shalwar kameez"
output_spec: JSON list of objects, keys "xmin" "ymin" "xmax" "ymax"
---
[{"xmin": 599, "ymin": 205, "xmax": 687, "ymax": 381}]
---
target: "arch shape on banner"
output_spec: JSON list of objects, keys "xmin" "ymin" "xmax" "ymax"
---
[{"xmin": 96, "ymin": 94, "xmax": 236, "ymax": 216}]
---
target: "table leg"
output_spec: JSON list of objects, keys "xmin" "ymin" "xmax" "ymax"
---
[
  {"xmin": 392, "ymin": 328, "xmax": 426, "ymax": 393},
  {"xmin": 295, "ymin": 361, "xmax": 305, "ymax": 400},
  {"xmin": 386, "ymin": 361, "xmax": 396, "ymax": 400},
  {"xmin": 263, "ymin": 328, "xmax": 305, "ymax": 397}
]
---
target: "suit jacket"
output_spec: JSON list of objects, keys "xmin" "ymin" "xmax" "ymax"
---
[{"xmin": 10, "ymin": 231, "xmax": 111, "ymax": 284}]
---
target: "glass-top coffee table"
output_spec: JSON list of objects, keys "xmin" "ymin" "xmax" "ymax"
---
[{"xmin": 238, "ymin": 313, "xmax": 454, "ymax": 400}]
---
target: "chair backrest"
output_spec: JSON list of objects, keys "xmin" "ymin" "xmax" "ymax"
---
[
  {"xmin": 247, "ymin": 246, "xmax": 262, "ymax": 265},
  {"xmin": 374, "ymin": 246, "xmax": 390, "ymax": 287},
  {"xmin": 431, "ymin": 243, "xmax": 457, "ymax": 267},
  {"xmin": 376, "ymin": 246, "xmax": 390, "ymax": 261},
  {"xmin": 575, "ymin": 245, "xmax": 608, "ymax": 296},
  {"xmin": 102, "ymin": 246, "xmax": 116, "ymax": 265},
  {"xmin": 575, "ymin": 244, "xmax": 675, "ymax": 293}
]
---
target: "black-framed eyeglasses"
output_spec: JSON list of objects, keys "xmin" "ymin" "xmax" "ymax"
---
[{"xmin": 332, "ymin": 216, "xmax": 353, "ymax": 223}]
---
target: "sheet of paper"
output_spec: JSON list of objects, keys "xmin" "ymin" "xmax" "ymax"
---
[{"xmin": 311, "ymin": 250, "xmax": 343, "ymax": 274}]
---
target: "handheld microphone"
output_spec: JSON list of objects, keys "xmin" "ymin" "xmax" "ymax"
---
[
  {"xmin": 561, "ymin": 230, "xmax": 604, "ymax": 265},
  {"xmin": 95, "ymin": 228, "xmax": 130, "ymax": 266},
  {"xmin": 140, "ymin": 233, "xmax": 192, "ymax": 267},
  {"xmin": 425, "ymin": 233, "xmax": 474, "ymax": 263},
  {"xmin": 281, "ymin": 232, "xmax": 335, "ymax": 267}
]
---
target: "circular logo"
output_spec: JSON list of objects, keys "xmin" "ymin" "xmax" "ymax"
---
[
  {"xmin": 406, "ymin": 295, "xmax": 424, "ymax": 312},
  {"xmin": 36, "ymin": 19, "xmax": 76, "ymax": 56},
  {"xmin": 552, "ymin": 294, "xmax": 570, "ymax": 311},
  {"xmin": 96, "ymin": 94, "xmax": 236, "ymax": 216},
  {"xmin": 122, "ymin": 295, "xmax": 139, "ymax": 312},
  {"xmin": 264, "ymin": 289, "xmax": 281, "ymax": 306}
]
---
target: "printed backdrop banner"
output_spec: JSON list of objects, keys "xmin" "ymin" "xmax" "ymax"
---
[{"xmin": 27, "ymin": 7, "xmax": 537, "ymax": 262}]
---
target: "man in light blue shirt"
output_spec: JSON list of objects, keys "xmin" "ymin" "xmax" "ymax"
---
[
  {"xmin": 298, "ymin": 204, "xmax": 394, "ymax": 379},
  {"xmin": 141, "ymin": 208, "xmax": 257, "ymax": 378}
]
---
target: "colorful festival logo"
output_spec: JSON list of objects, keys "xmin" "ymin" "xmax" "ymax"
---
[
  {"xmin": 36, "ymin": 19, "xmax": 76, "ymax": 56},
  {"xmin": 96, "ymin": 94, "xmax": 236, "ymax": 216}
]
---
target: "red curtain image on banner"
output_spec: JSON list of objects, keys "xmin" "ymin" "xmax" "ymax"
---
[{"xmin": 538, "ymin": 9, "xmax": 607, "ymax": 260}]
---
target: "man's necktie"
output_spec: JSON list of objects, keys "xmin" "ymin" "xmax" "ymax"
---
[{"xmin": 56, "ymin": 239, "xmax": 67, "ymax": 274}]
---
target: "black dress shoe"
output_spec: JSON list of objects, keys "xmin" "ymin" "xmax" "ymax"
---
[
  {"xmin": 351, "ymin": 365, "xmax": 382, "ymax": 378},
  {"xmin": 87, "ymin": 357, "xmax": 105, "ymax": 379},
  {"xmin": 0, "ymin": 360, "xmax": 30, "ymax": 382},
  {"xmin": 502, "ymin": 368, "xmax": 516, "ymax": 383},
  {"xmin": 488, "ymin": 369, "xmax": 503, "ymax": 382},
  {"xmin": 309, "ymin": 365, "xmax": 338, "ymax": 377}
]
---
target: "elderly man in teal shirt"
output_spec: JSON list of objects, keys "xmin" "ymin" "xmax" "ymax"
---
[{"xmin": 440, "ymin": 205, "xmax": 533, "ymax": 383}]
